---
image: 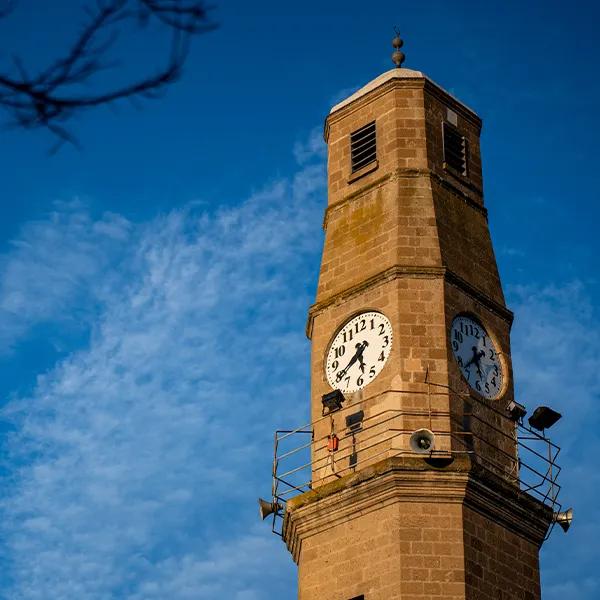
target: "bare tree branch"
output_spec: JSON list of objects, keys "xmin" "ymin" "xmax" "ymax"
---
[{"xmin": 0, "ymin": 0, "xmax": 216, "ymax": 147}]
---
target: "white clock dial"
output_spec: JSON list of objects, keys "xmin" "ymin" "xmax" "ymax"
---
[
  {"xmin": 325, "ymin": 311, "xmax": 393, "ymax": 393},
  {"xmin": 450, "ymin": 315, "xmax": 504, "ymax": 399}
]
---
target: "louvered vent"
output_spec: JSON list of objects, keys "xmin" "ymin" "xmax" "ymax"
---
[
  {"xmin": 350, "ymin": 121, "xmax": 376, "ymax": 173},
  {"xmin": 443, "ymin": 122, "xmax": 468, "ymax": 176}
]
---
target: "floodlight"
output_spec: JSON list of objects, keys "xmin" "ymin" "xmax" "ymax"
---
[
  {"xmin": 506, "ymin": 400, "xmax": 527, "ymax": 422},
  {"xmin": 346, "ymin": 410, "xmax": 364, "ymax": 432},
  {"xmin": 528, "ymin": 406, "xmax": 562, "ymax": 431},
  {"xmin": 321, "ymin": 390, "xmax": 345, "ymax": 416}
]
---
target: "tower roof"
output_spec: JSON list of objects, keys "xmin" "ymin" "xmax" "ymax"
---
[{"xmin": 328, "ymin": 67, "xmax": 479, "ymax": 124}]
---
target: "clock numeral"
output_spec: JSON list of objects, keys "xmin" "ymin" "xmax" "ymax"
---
[
  {"xmin": 473, "ymin": 327, "xmax": 480, "ymax": 339},
  {"xmin": 334, "ymin": 345, "xmax": 346, "ymax": 358},
  {"xmin": 336, "ymin": 371, "xmax": 344, "ymax": 383},
  {"xmin": 484, "ymin": 382, "xmax": 490, "ymax": 394},
  {"xmin": 489, "ymin": 349, "xmax": 495, "ymax": 360},
  {"xmin": 493, "ymin": 365, "xmax": 498, "ymax": 377},
  {"xmin": 357, "ymin": 375, "xmax": 364, "ymax": 387},
  {"xmin": 378, "ymin": 351, "xmax": 385, "ymax": 362},
  {"xmin": 452, "ymin": 340, "xmax": 459, "ymax": 352},
  {"xmin": 453, "ymin": 329, "xmax": 463, "ymax": 343},
  {"xmin": 378, "ymin": 323, "xmax": 385, "ymax": 335},
  {"xmin": 382, "ymin": 335, "xmax": 389, "ymax": 348},
  {"xmin": 457, "ymin": 356, "xmax": 463, "ymax": 367},
  {"xmin": 344, "ymin": 376, "xmax": 350, "ymax": 387},
  {"xmin": 475, "ymin": 380, "xmax": 482, "ymax": 392},
  {"xmin": 370, "ymin": 318, "xmax": 375, "ymax": 330},
  {"xmin": 482, "ymin": 335, "xmax": 487, "ymax": 347},
  {"xmin": 354, "ymin": 319, "xmax": 366, "ymax": 334},
  {"xmin": 331, "ymin": 360, "xmax": 339, "ymax": 370},
  {"xmin": 369, "ymin": 366, "xmax": 376, "ymax": 378},
  {"xmin": 343, "ymin": 329, "xmax": 354, "ymax": 343},
  {"xmin": 491, "ymin": 376, "xmax": 497, "ymax": 387}
]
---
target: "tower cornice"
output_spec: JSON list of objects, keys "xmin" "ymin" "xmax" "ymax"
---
[
  {"xmin": 306, "ymin": 265, "xmax": 513, "ymax": 339},
  {"xmin": 283, "ymin": 456, "xmax": 552, "ymax": 565}
]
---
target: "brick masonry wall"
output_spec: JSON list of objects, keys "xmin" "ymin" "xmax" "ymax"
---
[
  {"xmin": 463, "ymin": 506, "xmax": 542, "ymax": 600},
  {"xmin": 297, "ymin": 500, "xmax": 466, "ymax": 600}
]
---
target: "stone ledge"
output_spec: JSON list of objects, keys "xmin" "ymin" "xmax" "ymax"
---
[
  {"xmin": 283, "ymin": 456, "xmax": 552, "ymax": 564},
  {"xmin": 306, "ymin": 265, "xmax": 512, "ymax": 338}
]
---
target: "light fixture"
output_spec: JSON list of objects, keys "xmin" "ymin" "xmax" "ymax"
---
[
  {"xmin": 345, "ymin": 410, "xmax": 364, "ymax": 432},
  {"xmin": 321, "ymin": 389, "xmax": 345, "ymax": 416},
  {"xmin": 553, "ymin": 508, "xmax": 573, "ymax": 533},
  {"xmin": 258, "ymin": 498, "xmax": 283, "ymax": 520},
  {"xmin": 506, "ymin": 400, "xmax": 527, "ymax": 422},
  {"xmin": 528, "ymin": 406, "xmax": 562, "ymax": 431}
]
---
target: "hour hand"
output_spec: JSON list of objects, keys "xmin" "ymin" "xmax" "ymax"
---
[
  {"xmin": 355, "ymin": 341, "xmax": 368, "ymax": 373},
  {"xmin": 340, "ymin": 341, "xmax": 368, "ymax": 377},
  {"xmin": 358, "ymin": 354, "xmax": 366, "ymax": 373}
]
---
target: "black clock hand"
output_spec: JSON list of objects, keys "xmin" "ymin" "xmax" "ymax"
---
[
  {"xmin": 463, "ymin": 346, "xmax": 478, "ymax": 369},
  {"xmin": 464, "ymin": 346, "xmax": 485, "ymax": 370},
  {"xmin": 474, "ymin": 348, "xmax": 485, "ymax": 378},
  {"xmin": 355, "ymin": 341, "xmax": 368, "ymax": 374},
  {"xmin": 337, "ymin": 341, "xmax": 369, "ymax": 381},
  {"xmin": 358, "ymin": 353, "xmax": 366, "ymax": 373},
  {"xmin": 464, "ymin": 346, "xmax": 485, "ymax": 378}
]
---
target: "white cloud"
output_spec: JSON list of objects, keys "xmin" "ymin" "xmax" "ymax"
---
[
  {"xmin": 508, "ymin": 281, "xmax": 600, "ymax": 600},
  {"xmin": 293, "ymin": 127, "xmax": 326, "ymax": 165},
  {"xmin": 1, "ymin": 140, "xmax": 325, "ymax": 598},
  {"xmin": 4, "ymin": 139, "xmax": 596, "ymax": 599},
  {"xmin": 509, "ymin": 281, "xmax": 600, "ymax": 431},
  {"xmin": 0, "ymin": 200, "xmax": 132, "ymax": 354}
]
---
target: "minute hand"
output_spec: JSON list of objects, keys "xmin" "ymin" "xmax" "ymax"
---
[{"xmin": 337, "ymin": 341, "xmax": 369, "ymax": 380}]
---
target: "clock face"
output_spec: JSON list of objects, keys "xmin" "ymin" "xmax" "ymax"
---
[
  {"xmin": 325, "ymin": 311, "xmax": 393, "ymax": 393},
  {"xmin": 450, "ymin": 315, "xmax": 504, "ymax": 399}
]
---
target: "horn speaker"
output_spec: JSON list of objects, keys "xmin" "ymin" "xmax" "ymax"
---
[
  {"xmin": 554, "ymin": 507, "xmax": 573, "ymax": 533},
  {"xmin": 258, "ymin": 497, "xmax": 282, "ymax": 520},
  {"xmin": 409, "ymin": 428, "xmax": 435, "ymax": 454}
]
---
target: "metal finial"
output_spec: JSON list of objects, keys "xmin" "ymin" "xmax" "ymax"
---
[{"xmin": 391, "ymin": 27, "xmax": 405, "ymax": 68}]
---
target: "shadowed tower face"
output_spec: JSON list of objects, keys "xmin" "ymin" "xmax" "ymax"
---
[{"xmin": 282, "ymin": 40, "xmax": 554, "ymax": 600}]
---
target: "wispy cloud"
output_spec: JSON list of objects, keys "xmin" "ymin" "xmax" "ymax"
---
[
  {"xmin": 0, "ymin": 201, "xmax": 131, "ymax": 355},
  {"xmin": 508, "ymin": 281, "xmax": 600, "ymax": 600},
  {"xmin": 1, "ymin": 141, "xmax": 325, "ymax": 598},
  {"xmin": 293, "ymin": 126, "xmax": 326, "ymax": 165},
  {"xmin": 2, "ymin": 135, "xmax": 595, "ymax": 599}
]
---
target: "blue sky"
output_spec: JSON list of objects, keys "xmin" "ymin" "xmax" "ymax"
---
[{"xmin": 0, "ymin": 1, "xmax": 598, "ymax": 598}]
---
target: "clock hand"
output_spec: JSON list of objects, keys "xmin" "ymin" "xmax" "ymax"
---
[
  {"xmin": 463, "ymin": 346, "xmax": 478, "ymax": 369},
  {"xmin": 337, "ymin": 341, "xmax": 369, "ymax": 381},
  {"xmin": 464, "ymin": 346, "xmax": 486, "ymax": 378},
  {"xmin": 464, "ymin": 346, "xmax": 485, "ymax": 370},
  {"xmin": 474, "ymin": 348, "xmax": 485, "ymax": 378},
  {"xmin": 358, "ymin": 354, "xmax": 366, "ymax": 374}
]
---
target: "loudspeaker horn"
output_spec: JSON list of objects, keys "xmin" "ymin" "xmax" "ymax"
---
[
  {"xmin": 409, "ymin": 428, "xmax": 435, "ymax": 454},
  {"xmin": 258, "ymin": 497, "xmax": 282, "ymax": 520},
  {"xmin": 554, "ymin": 507, "xmax": 573, "ymax": 533}
]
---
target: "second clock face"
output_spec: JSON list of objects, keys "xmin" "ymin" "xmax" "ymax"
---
[
  {"xmin": 325, "ymin": 311, "xmax": 393, "ymax": 393},
  {"xmin": 450, "ymin": 315, "xmax": 504, "ymax": 399}
]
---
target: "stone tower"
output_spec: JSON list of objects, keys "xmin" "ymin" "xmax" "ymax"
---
[{"xmin": 279, "ymin": 45, "xmax": 555, "ymax": 600}]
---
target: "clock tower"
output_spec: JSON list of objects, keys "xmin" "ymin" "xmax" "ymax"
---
[{"xmin": 269, "ymin": 35, "xmax": 566, "ymax": 600}]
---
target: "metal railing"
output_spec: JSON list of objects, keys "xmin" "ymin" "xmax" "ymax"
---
[{"xmin": 267, "ymin": 382, "xmax": 562, "ymax": 538}]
